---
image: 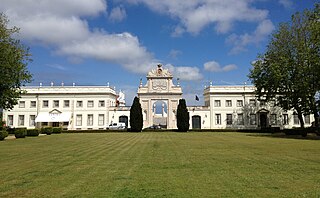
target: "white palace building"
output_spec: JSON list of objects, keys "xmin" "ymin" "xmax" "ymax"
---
[{"xmin": 2, "ymin": 64, "xmax": 314, "ymax": 130}]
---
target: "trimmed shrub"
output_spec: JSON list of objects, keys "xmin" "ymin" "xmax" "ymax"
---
[
  {"xmin": 15, "ymin": 128, "xmax": 27, "ymax": 138},
  {"xmin": 41, "ymin": 127, "xmax": 53, "ymax": 135},
  {"xmin": 6, "ymin": 127, "xmax": 15, "ymax": 134},
  {"xmin": 177, "ymin": 99, "xmax": 189, "ymax": 132},
  {"xmin": 130, "ymin": 97, "xmax": 143, "ymax": 132},
  {"xmin": 284, "ymin": 128, "xmax": 307, "ymax": 136},
  {"xmin": 52, "ymin": 127, "xmax": 62, "ymax": 134},
  {"xmin": 27, "ymin": 129, "xmax": 40, "ymax": 137},
  {"xmin": 0, "ymin": 130, "xmax": 8, "ymax": 141}
]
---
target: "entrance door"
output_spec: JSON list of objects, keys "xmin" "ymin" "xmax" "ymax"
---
[
  {"xmin": 192, "ymin": 115, "xmax": 201, "ymax": 129},
  {"xmin": 260, "ymin": 113, "xmax": 267, "ymax": 128},
  {"xmin": 119, "ymin": 116, "xmax": 128, "ymax": 127}
]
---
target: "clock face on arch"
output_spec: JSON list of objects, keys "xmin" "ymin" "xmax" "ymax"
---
[{"xmin": 152, "ymin": 79, "xmax": 167, "ymax": 91}]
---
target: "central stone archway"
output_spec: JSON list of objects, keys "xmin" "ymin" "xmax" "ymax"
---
[{"xmin": 138, "ymin": 64, "xmax": 182, "ymax": 129}]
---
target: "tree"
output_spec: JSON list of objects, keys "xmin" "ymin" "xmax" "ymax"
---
[
  {"xmin": 130, "ymin": 96, "xmax": 143, "ymax": 132},
  {"xmin": 176, "ymin": 99, "xmax": 189, "ymax": 132},
  {"xmin": 0, "ymin": 13, "xmax": 32, "ymax": 110},
  {"xmin": 249, "ymin": 4, "xmax": 320, "ymax": 130}
]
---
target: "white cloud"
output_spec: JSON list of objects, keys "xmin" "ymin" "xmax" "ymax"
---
[
  {"xmin": 122, "ymin": 0, "xmax": 269, "ymax": 35},
  {"xmin": 109, "ymin": 6, "xmax": 127, "ymax": 22},
  {"xmin": 0, "ymin": 0, "xmax": 155, "ymax": 74},
  {"xmin": 57, "ymin": 32, "xmax": 154, "ymax": 74},
  {"xmin": 226, "ymin": 19, "xmax": 275, "ymax": 54},
  {"xmin": 204, "ymin": 61, "xmax": 237, "ymax": 72},
  {"xmin": 46, "ymin": 64, "xmax": 67, "ymax": 71},
  {"xmin": 166, "ymin": 64, "xmax": 203, "ymax": 81},
  {"xmin": 168, "ymin": 49, "xmax": 182, "ymax": 59},
  {"xmin": 12, "ymin": 15, "xmax": 90, "ymax": 45},
  {"xmin": 171, "ymin": 25, "xmax": 185, "ymax": 37},
  {"xmin": 2, "ymin": 0, "xmax": 106, "ymax": 18},
  {"xmin": 279, "ymin": 0, "xmax": 293, "ymax": 9}
]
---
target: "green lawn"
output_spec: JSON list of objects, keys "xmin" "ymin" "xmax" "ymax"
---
[{"xmin": 0, "ymin": 132, "xmax": 319, "ymax": 197}]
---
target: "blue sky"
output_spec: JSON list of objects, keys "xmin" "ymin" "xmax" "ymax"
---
[{"xmin": 0, "ymin": 0, "xmax": 317, "ymax": 105}]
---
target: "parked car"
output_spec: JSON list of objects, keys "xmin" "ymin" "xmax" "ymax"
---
[
  {"xmin": 143, "ymin": 125, "xmax": 161, "ymax": 130},
  {"xmin": 106, "ymin": 123, "xmax": 126, "ymax": 130}
]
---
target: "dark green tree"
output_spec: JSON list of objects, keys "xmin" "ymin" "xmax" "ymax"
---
[
  {"xmin": 130, "ymin": 96, "xmax": 143, "ymax": 132},
  {"xmin": 249, "ymin": 4, "xmax": 320, "ymax": 129},
  {"xmin": 0, "ymin": 13, "xmax": 32, "ymax": 110},
  {"xmin": 176, "ymin": 99, "xmax": 189, "ymax": 132}
]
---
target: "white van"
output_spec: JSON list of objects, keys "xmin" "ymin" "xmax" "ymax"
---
[{"xmin": 106, "ymin": 123, "xmax": 126, "ymax": 130}]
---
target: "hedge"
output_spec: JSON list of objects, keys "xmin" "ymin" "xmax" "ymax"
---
[
  {"xmin": 15, "ymin": 128, "xmax": 27, "ymax": 138},
  {"xmin": 0, "ymin": 131, "xmax": 8, "ymax": 141},
  {"xmin": 52, "ymin": 127, "xmax": 62, "ymax": 134},
  {"xmin": 27, "ymin": 129, "xmax": 40, "ymax": 137},
  {"xmin": 41, "ymin": 127, "xmax": 53, "ymax": 135}
]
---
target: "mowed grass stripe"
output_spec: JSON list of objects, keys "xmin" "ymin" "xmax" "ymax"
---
[
  {"xmin": 0, "ymin": 132, "xmax": 319, "ymax": 197},
  {"xmin": 0, "ymin": 133, "xmax": 140, "ymax": 197},
  {"xmin": 59, "ymin": 133, "xmax": 146, "ymax": 197},
  {"xmin": 34, "ymin": 133, "xmax": 142, "ymax": 197}
]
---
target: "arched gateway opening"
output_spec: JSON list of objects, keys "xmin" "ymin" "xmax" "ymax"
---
[
  {"xmin": 138, "ymin": 64, "xmax": 182, "ymax": 129},
  {"xmin": 152, "ymin": 100, "xmax": 168, "ymax": 128}
]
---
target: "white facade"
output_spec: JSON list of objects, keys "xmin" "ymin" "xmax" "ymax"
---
[
  {"xmin": 200, "ymin": 85, "xmax": 314, "ymax": 130},
  {"xmin": 2, "ymin": 65, "xmax": 314, "ymax": 130},
  {"xmin": 3, "ymin": 86, "xmax": 119, "ymax": 130}
]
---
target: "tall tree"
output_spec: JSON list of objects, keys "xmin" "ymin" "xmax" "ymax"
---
[
  {"xmin": 130, "ymin": 96, "xmax": 143, "ymax": 132},
  {"xmin": 176, "ymin": 99, "xmax": 189, "ymax": 132},
  {"xmin": 304, "ymin": 3, "xmax": 320, "ymax": 129},
  {"xmin": 0, "ymin": 13, "xmax": 32, "ymax": 110},
  {"xmin": 249, "ymin": 4, "xmax": 320, "ymax": 129}
]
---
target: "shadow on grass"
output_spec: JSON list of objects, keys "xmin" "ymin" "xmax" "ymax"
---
[{"xmin": 247, "ymin": 132, "xmax": 320, "ymax": 141}]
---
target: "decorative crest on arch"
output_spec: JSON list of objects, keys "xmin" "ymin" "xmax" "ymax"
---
[{"xmin": 147, "ymin": 64, "xmax": 172, "ymax": 77}]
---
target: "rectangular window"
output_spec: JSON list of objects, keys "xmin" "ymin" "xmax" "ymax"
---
[
  {"xmin": 18, "ymin": 115, "xmax": 25, "ymax": 126},
  {"xmin": 270, "ymin": 114, "xmax": 277, "ymax": 125},
  {"xmin": 30, "ymin": 101, "xmax": 36, "ymax": 108},
  {"xmin": 53, "ymin": 100, "xmax": 59, "ymax": 108},
  {"xmin": 283, "ymin": 114, "xmax": 289, "ymax": 125},
  {"xmin": 238, "ymin": 114, "xmax": 244, "ymax": 125},
  {"xmin": 43, "ymin": 100, "xmax": 49, "ymax": 108},
  {"xmin": 76, "ymin": 115, "xmax": 82, "ymax": 126},
  {"xmin": 19, "ymin": 101, "xmax": 25, "ymax": 108},
  {"xmin": 7, "ymin": 115, "xmax": 13, "ymax": 126},
  {"xmin": 293, "ymin": 114, "xmax": 299, "ymax": 125},
  {"xmin": 98, "ymin": 100, "xmax": 105, "ymax": 107},
  {"xmin": 250, "ymin": 114, "xmax": 256, "ymax": 125},
  {"xmin": 98, "ymin": 114, "xmax": 104, "ymax": 126},
  {"xmin": 64, "ymin": 100, "xmax": 70, "ymax": 108},
  {"xmin": 237, "ymin": 100, "xmax": 243, "ymax": 107},
  {"xmin": 215, "ymin": 114, "xmax": 221, "ymax": 125},
  {"xmin": 29, "ymin": 115, "xmax": 35, "ymax": 127},
  {"xmin": 42, "ymin": 122, "xmax": 48, "ymax": 126},
  {"xmin": 76, "ymin": 101, "xmax": 83, "ymax": 108},
  {"xmin": 87, "ymin": 100, "xmax": 94, "ymax": 108},
  {"xmin": 226, "ymin": 114, "xmax": 233, "ymax": 125},
  {"xmin": 214, "ymin": 100, "xmax": 221, "ymax": 107},
  {"xmin": 87, "ymin": 114, "xmax": 93, "ymax": 126},
  {"xmin": 304, "ymin": 114, "xmax": 310, "ymax": 124},
  {"xmin": 249, "ymin": 99, "xmax": 256, "ymax": 106},
  {"xmin": 226, "ymin": 100, "xmax": 232, "ymax": 107}
]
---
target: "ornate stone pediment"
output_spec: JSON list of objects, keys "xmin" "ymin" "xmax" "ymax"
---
[
  {"xmin": 152, "ymin": 79, "xmax": 167, "ymax": 91},
  {"xmin": 147, "ymin": 64, "xmax": 172, "ymax": 78}
]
